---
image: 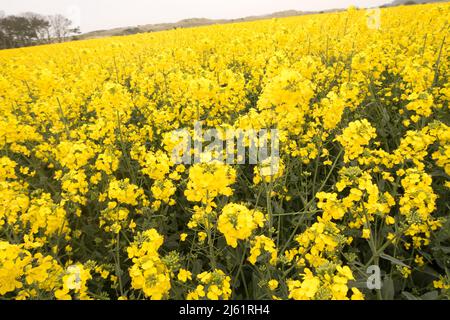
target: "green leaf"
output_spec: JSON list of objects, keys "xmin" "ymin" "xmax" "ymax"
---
[
  {"xmin": 420, "ymin": 291, "xmax": 439, "ymax": 300},
  {"xmin": 421, "ymin": 266, "xmax": 441, "ymax": 278},
  {"xmin": 382, "ymin": 277, "xmax": 395, "ymax": 300},
  {"xmin": 402, "ymin": 291, "xmax": 421, "ymax": 300},
  {"xmin": 380, "ymin": 253, "xmax": 408, "ymax": 267},
  {"xmin": 438, "ymin": 247, "xmax": 450, "ymax": 254}
]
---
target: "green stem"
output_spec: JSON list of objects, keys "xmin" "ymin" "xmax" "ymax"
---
[{"xmin": 114, "ymin": 232, "xmax": 124, "ymax": 297}]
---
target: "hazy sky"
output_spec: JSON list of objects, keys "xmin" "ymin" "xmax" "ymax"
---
[{"xmin": 0, "ymin": 0, "xmax": 389, "ymax": 32}]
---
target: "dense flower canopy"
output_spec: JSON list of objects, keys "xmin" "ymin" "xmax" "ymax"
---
[{"xmin": 0, "ymin": 3, "xmax": 449, "ymax": 300}]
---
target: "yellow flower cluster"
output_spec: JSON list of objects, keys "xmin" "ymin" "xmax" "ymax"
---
[
  {"xmin": 187, "ymin": 269, "xmax": 232, "ymax": 300},
  {"xmin": 248, "ymin": 235, "xmax": 278, "ymax": 266},
  {"xmin": 399, "ymin": 168, "xmax": 442, "ymax": 248},
  {"xmin": 54, "ymin": 264, "xmax": 92, "ymax": 300},
  {"xmin": 107, "ymin": 178, "xmax": 145, "ymax": 206},
  {"xmin": 336, "ymin": 119, "xmax": 377, "ymax": 163},
  {"xmin": 218, "ymin": 203, "xmax": 265, "ymax": 248},
  {"xmin": 127, "ymin": 229, "xmax": 171, "ymax": 299},
  {"xmin": 287, "ymin": 266, "xmax": 364, "ymax": 300},
  {"xmin": 0, "ymin": 241, "xmax": 64, "ymax": 299},
  {"xmin": 253, "ymin": 157, "xmax": 285, "ymax": 184},
  {"xmin": 99, "ymin": 202, "xmax": 130, "ymax": 234},
  {"xmin": 184, "ymin": 162, "xmax": 236, "ymax": 209}
]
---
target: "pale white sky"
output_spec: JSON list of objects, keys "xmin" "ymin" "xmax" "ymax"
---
[{"xmin": 0, "ymin": 0, "xmax": 389, "ymax": 32}]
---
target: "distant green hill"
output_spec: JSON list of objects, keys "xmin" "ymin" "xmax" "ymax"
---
[
  {"xmin": 390, "ymin": 0, "xmax": 447, "ymax": 5},
  {"xmin": 79, "ymin": 12, "xmax": 311, "ymax": 40}
]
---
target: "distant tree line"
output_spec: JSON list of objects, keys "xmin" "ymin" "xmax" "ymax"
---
[{"xmin": 0, "ymin": 11, "xmax": 81, "ymax": 49}]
